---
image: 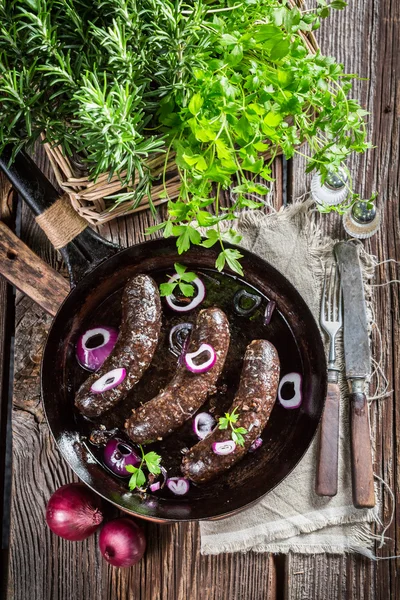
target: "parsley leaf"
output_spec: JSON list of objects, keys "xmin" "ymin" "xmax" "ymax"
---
[
  {"xmin": 159, "ymin": 263, "xmax": 197, "ymax": 298},
  {"xmin": 127, "ymin": 446, "xmax": 162, "ymax": 491},
  {"xmin": 218, "ymin": 407, "xmax": 248, "ymax": 447}
]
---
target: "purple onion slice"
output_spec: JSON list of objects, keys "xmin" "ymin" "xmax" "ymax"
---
[
  {"xmin": 233, "ymin": 289, "xmax": 261, "ymax": 317},
  {"xmin": 278, "ymin": 372, "xmax": 302, "ymax": 409},
  {"xmin": 165, "ymin": 275, "xmax": 205, "ymax": 312},
  {"xmin": 103, "ymin": 438, "xmax": 141, "ymax": 477},
  {"xmin": 185, "ymin": 343, "xmax": 216, "ymax": 374},
  {"xmin": 76, "ymin": 326, "xmax": 118, "ymax": 371},
  {"xmin": 149, "ymin": 481, "xmax": 161, "ymax": 492},
  {"xmin": 263, "ymin": 300, "xmax": 276, "ymax": 325},
  {"xmin": 212, "ymin": 440, "xmax": 236, "ymax": 455},
  {"xmin": 166, "ymin": 477, "xmax": 190, "ymax": 496},
  {"xmin": 91, "ymin": 367, "xmax": 126, "ymax": 394},
  {"xmin": 193, "ymin": 412, "xmax": 216, "ymax": 440},
  {"xmin": 168, "ymin": 322, "xmax": 193, "ymax": 357},
  {"xmin": 249, "ymin": 437, "xmax": 263, "ymax": 453}
]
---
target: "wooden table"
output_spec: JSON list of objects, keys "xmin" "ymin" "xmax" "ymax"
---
[{"xmin": 1, "ymin": 0, "xmax": 399, "ymax": 597}]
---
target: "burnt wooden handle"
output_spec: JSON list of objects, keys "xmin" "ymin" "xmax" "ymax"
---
[
  {"xmin": 316, "ymin": 382, "xmax": 340, "ymax": 497},
  {"xmin": 350, "ymin": 391, "xmax": 375, "ymax": 508},
  {"xmin": 0, "ymin": 220, "xmax": 69, "ymax": 317}
]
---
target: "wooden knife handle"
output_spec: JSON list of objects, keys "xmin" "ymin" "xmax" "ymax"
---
[
  {"xmin": 316, "ymin": 382, "xmax": 340, "ymax": 497},
  {"xmin": 350, "ymin": 392, "xmax": 375, "ymax": 508},
  {"xmin": 0, "ymin": 220, "xmax": 69, "ymax": 317}
]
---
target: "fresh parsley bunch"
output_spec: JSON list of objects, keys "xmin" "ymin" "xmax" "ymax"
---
[{"xmin": 0, "ymin": 0, "xmax": 373, "ymax": 278}]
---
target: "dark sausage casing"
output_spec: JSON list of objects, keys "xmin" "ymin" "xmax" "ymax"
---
[
  {"xmin": 181, "ymin": 339, "xmax": 280, "ymax": 484},
  {"xmin": 125, "ymin": 308, "xmax": 230, "ymax": 444},
  {"xmin": 75, "ymin": 275, "xmax": 161, "ymax": 418}
]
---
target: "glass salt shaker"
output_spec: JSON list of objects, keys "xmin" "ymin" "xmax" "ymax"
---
[
  {"xmin": 310, "ymin": 167, "xmax": 349, "ymax": 207},
  {"xmin": 343, "ymin": 201, "xmax": 381, "ymax": 239}
]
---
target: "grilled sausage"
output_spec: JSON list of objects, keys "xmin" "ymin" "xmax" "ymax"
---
[
  {"xmin": 181, "ymin": 339, "xmax": 280, "ymax": 484},
  {"xmin": 75, "ymin": 274, "xmax": 162, "ymax": 418},
  {"xmin": 125, "ymin": 308, "xmax": 230, "ymax": 444}
]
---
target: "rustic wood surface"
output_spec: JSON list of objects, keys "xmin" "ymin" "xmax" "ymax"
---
[{"xmin": 1, "ymin": 0, "xmax": 399, "ymax": 598}]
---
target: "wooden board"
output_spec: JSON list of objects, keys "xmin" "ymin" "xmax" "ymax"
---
[
  {"xmin": 3, "ymin": 0, "xmax": 400, "ymax": 597},
  {"xmin": 0, "ymin": 176, "xmax": 16, "ymax": 599},
  {"xmin": 286, "ymin": 0, "xmax": 400, "ymax": 597}
]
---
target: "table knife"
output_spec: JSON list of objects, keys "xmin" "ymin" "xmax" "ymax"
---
[{"xmin": 334, "ymin": 241, "xmax": 375, "ymax": 508}]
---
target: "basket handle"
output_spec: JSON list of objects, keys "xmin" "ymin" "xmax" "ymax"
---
[{"xmin": 0, "ymin": 146, "xmax": 119, "ymax": 285}]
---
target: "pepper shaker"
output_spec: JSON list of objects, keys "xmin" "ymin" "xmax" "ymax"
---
[
  {"xmin": 311, "ymin": 167, "xmax": 349, "ymax": 207},
  {"xmin": 343, "ymin": 201, "xmax": 381, "ymax": 239}
]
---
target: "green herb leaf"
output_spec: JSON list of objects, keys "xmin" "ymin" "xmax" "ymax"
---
[
  {"xmin": 179, "ymin": 282, "xmax": 195, "ymax": 296},
  {"xmin": 174, "ymin": 262, "xmax": 187, "ymax": 276},
  {"xmin": 160, "ymin": 282, "xmax": 176, "ymax": 297},
  {"xmin": 144, "ymin": 451, "xmax": 162, "ymax": 475}
]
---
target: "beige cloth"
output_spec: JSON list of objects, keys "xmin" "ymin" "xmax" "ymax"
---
[{"xmin": 200, "ymin": 203, "xmax": 380, "ymax": 555}]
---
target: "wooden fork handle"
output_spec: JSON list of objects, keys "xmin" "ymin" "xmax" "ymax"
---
[
  {"xmin": 316, "ymin": 382, "xmax": 340, "ymax": 497},
  {"xmin": 350, "ymin": 392, "xmax": 375, "ymax": 508}
]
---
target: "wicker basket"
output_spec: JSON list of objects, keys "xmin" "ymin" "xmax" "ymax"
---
[{"xmin": 44, "ymin": 4, "xmax": 318, "ymax": 226}]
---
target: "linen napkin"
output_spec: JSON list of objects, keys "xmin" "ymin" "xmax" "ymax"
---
[{"xmin": 200, "ymin": 202, "xmax": 380, "ymax": 555}]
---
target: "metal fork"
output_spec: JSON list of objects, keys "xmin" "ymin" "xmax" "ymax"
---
[{"xmin": 316, "ymin": 264, "xmax": 343, "ymax": 497}]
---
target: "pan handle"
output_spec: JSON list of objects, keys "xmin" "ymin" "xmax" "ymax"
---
[{"xmin": 0, "ymin": 146, "xmax": 120, "ymax": 285}]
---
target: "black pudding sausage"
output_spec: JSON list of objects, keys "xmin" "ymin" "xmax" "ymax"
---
[
  {"xmin": 125, "ymin": 307, "xmax": 230, "ymax": 444},
  {"xmin": 181, "ymin": 339, "xmax": 280, "ymax": 484},
  {"xmin": 75, "ymin": 274, "xmax": 162, "ymax": 418}
]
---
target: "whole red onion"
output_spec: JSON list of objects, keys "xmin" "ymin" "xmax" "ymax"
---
[
  {"xmin": 46, "ymin": 483, "xmax": 103, "ymax": 541},
  {"xmin": 99, "ymin": 518, "xmax": 146, "ymax": 567}
]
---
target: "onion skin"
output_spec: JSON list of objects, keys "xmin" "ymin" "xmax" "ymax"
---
[
  {"xmin": 99, "ymin": 518, "xmax": 146, "ymax": 567},
  {"xmin": 46, "ymin": 484, "xmax": 103, "ymax": 541}
]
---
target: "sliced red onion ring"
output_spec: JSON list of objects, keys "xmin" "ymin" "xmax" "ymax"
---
[
  {"xmin": 165, "ymin": 274, "xmax": 205, "ymax": 312},
  {"xmin": 149, "ymin": 481, "xmax": 161, "ymax": 492},
  {"xmin": 91, "ymin": 367, "xmax": 126, "ymax": 394},
  {"xmin": 169, "ymin": 322, "xmax": 193, "ymax": 357},
  {"xmin": 184, "ymin": 343, "xmax": 216, "ymax": 374},
  {"xmin": 212, "ymin": 440, "xmax": 236, "ymax": 455},
  {"xmin": 76, "ymin": 326, "xmax": 118, "ymax": 371},
  {"xmin": 278, "ymin": 372, "xmax": 302, "ymax": 409},
  {"xmin": 166, "ymin": 477, "xmax": 190, "ymax": 496},
  {"xmin": 263, "ymin": 300, "xmax": 276, "ymax": 325},
  {"xmin": 233, "ymin": 289, "xmax": 261, "ymax": 317},
  {"xmin": 193, "ymin": 412, "xmax": 216, "ymax": 440},
  {"xmin": 249, "ymin": 437, "xmax": 263, "ymax": 452},
  {"xmin": 103, "ymin": 438, "xmax": 140, "ymax": 477}
]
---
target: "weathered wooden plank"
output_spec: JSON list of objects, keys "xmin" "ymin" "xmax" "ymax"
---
[
  {"xmin": 0, "ymin": 175, "xmax": 16, "ymax": 600},
  {"xmin": 286, "ymin": 0, "xmax": 400, "ymax": 596},
  {"xmin": 0, "ymin": 221, "xmax": 69, "ymax": 316}
]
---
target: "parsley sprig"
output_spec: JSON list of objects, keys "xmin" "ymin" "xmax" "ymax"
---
[
  {"xmin": 125, "ymin": 446, "xmax": 162, "ymax": 491},
  {"xmin": 159, "ymin": 263, "xmax": 197, "ymax": 298},
  {"xmin": 218, "ymin": 407, "xmax": 248, "ymax": 447}
]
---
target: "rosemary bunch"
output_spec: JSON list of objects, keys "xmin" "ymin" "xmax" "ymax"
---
[{"xmin": 0, "ymin": 0, "xmax": 374, "ymax": 276}]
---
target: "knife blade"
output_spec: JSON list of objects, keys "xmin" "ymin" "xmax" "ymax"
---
[
  {"xmin": 334, "ymin": 242, "xmax": 371, "ymax": 379},
  {"xmin": 334, "ymin": 241, "xmax": 375, "ymax": 508}
]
